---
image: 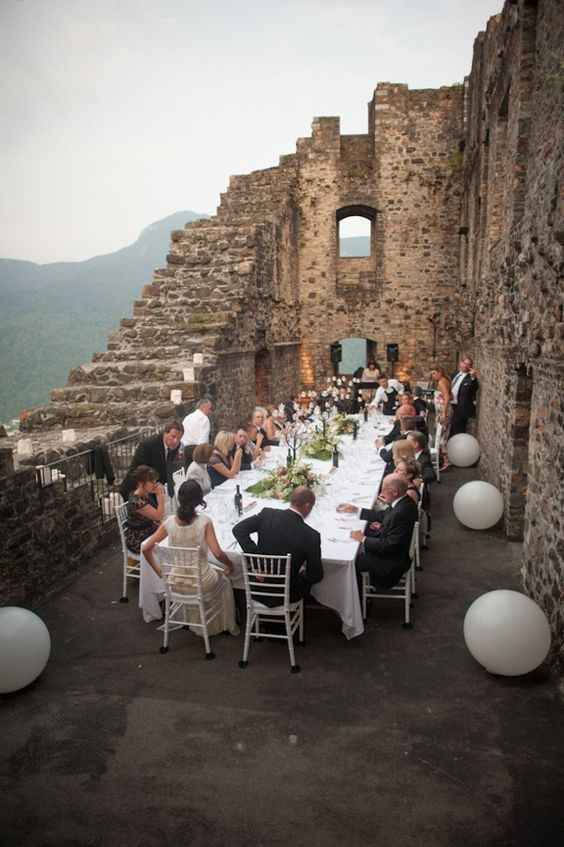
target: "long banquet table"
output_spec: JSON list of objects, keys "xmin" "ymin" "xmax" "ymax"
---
[{"xmin": 139, "ymin": 414, "xmax": 392, "ymax": 640}]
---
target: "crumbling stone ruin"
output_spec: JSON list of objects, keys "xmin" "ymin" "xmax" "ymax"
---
[{"xmin": 2, "ymin": 0, "xmax": 563, "ymax": 660}]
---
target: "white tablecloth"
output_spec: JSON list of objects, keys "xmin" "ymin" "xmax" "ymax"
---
[{"xmin": 139, "ymin": 415, "xmax": 391, "ymax": 639}]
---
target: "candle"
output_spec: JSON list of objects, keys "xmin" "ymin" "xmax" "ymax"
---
[
  {"xmin": 17, "ymin": 439, "xmax": 33, "ymax": 457},
  {"xmin": 182, "ymin": 367, "xmax": 194, "ymax": 382},
  {"xmin": 62, "ymin": 429, "xmax": 76, "ymax": 444},
  {"xmin": 193, "ymin": 353, "xmax": 204, "ymax": 365},
  {"xmin": 170, "ymin": 390, "xmax": 182, "ymax": 404}
]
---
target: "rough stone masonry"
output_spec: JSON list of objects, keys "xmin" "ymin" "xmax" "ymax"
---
[{"xmin": 2, "ymin": 0, "xmax": 563, "ymax": 662}]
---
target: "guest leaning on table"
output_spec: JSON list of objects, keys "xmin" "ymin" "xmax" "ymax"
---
[
  {"xmin": 208, "ymin": 431, "xmax": 243, "ymax": 488},
  {"xmin": 125, "ymin": 465, "xmax": 166, "ymax": 555},
  {"xmin": 232, "ymin": 486, "xmax": 324, "ymax": 607},
  {"xmin": 142, "ymin": 480, "xmax": 238, "ymax": 636}
]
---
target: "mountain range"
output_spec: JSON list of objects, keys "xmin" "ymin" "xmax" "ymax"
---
[{"xmin": 0, "ymin": 221, "xmax": 369, "ymax": 424}]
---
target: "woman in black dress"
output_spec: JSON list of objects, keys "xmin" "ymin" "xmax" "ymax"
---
[{"xmin": 125, "ymin": 465, "xmax": 166, "ymax": 554}]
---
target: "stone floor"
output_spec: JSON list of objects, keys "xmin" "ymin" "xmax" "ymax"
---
[{"xmin": 1, "ymin": 467, "xmax": 564, "ymax": 847}]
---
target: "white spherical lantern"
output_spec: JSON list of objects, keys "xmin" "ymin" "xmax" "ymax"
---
[
  {"xmin": 0, "ymin": 607, "xmax": 51, "ymax": 693},
  {"xmin": 453, "ymin": 480, "xmax": 504, "ymax": 530},
  {"xmin": 447, "ymin": 433, "xmax": 481, "ymax": 467},
  {"xmin": 464, "ymin": 590, "xmax": 551, "ymax": 676}
]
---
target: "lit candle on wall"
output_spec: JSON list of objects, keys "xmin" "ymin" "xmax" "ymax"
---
[
  {"xmin": 193, "ymin": 353, "xmax": 204, "ymax": 365},
  {"xmin": 62, "ymin": 429, "xmax": 76, "ymax": 444},
  {"xmin": 183, "ymin": 367, "xmax": 195, "ymax": 382},
  {"xmin": 170, "ymin": 390, "xmax": 182, "ymax": 404}
]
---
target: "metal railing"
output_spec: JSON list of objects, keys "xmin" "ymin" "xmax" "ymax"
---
[{"xmin": 34, "ymin": 427, "xmax": 159, "ymax": 524}]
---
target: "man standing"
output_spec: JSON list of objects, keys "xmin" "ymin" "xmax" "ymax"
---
[
  {"xmin": 232, "ymin": 486, "xmax": 323, "ymax": 606},
  {"xmin": 181, "ymin": 398, "xmax": 213, "ymax": 463},
  {"xmin": 350, "ymin": 475, "xmax": 418, "ymax": 591},
  {"xmin": 449, "ymin": 356, "xmax": 480, "ymax": 437},
  {"xmin": 119, "ymin": 420, "xmax": 184, "ymax": 500}
]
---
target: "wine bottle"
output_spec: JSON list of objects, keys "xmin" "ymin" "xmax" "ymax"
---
[
  {"xmin": 286, "ymin": 449, "xmax": 293, "ymax": 468},
  {"xmin": 352, "ymin": 421, "xmax": 358, "ymax": 441},
  {"xmin": 234, "ymin": 484, "xmax": 243, "ymax": 517},
  {"xmin": 332, "ymin": 445, "xmax": 339, "ymax": 468},
  {"xmin": 363, "ymin": 405, "xmax": 368, "ymax": 423}
]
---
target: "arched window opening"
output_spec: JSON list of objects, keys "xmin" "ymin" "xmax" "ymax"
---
[
  {"xmin": 336, "ymin": 204, "xmax": 377, "ymax": 259},
  {"xmin": 338, "ymin": 216, "xmax": 371, "ymax": 257}
]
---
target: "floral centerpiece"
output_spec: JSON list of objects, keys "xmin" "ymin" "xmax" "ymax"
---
[
  {"xmin": 331, "ymin": 413, "xmax": 357, "ymax": 436},
  {"xmin": 246, "ymin": 462, "xmax": 320, "ymax": 501},
  {"xmin": 301, "ymin": 428, "xmax": 339, "ymax": 461}
]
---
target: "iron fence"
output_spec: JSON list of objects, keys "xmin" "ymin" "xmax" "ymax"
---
[{"xmin": 34, "ymin": 427, "xmax": 159, "ymax": 524}]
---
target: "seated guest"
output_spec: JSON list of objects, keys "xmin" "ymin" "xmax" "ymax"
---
[
  {"xmin": 376, "ymin": 411, "xmax": 418, "ymax": 449},
  {"xmin": 208, "ymin": 431, "xmax": 243, "ymax": 488},
  {"xmin": 335, "ymin": 386, "xmax": 352, "ymax": 414},
  {"xmin": 405, "ymin": 430, "xmax": 435, "ymax": 514},
  {"xmin": 185, "ymin": 443, "xmax": 214, "ymax": 495},
  {"xmin": 395, "ymin": 458, "xmax": 423, "ymax": 504},
  {"xmin": 264, "ymin": 406, "xmax": 283, "ymax": 444},
  {"xmin": 142, "ymin": 480, "xmax": 238, "ymax": 636},
  {"xmin": 398, "ymin": 394, "xmax": 417, "ymax": 416},
  {"xmin": 232, "ymin": 486, "xmax": 323, "ymax": 606},
  {"xmin": 229, "ymin": 427, "xmax": 260, "ymax": 471},
  {"xmin": 405, "ymin": 431, "xmax": 436, "ymax": 486},
  {"xmin": 252, "ymin": 407, "xmax": 276, "ymax": 449},
  {"xmin": 125, "ymin": 465, "xmax": 166, "ymax": 554},
  {"xmin": 413, "ymin": 386, "xmax": 428, "ymax": 416},
  {"xmin": 120, "ymin": 420, "xmax": 184, "ymax": 501},
  {"xmin": 350, "ymin": 474, "xmax": 418, "ymax": 591}
]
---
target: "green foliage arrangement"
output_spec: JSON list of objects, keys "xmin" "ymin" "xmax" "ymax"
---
[
  {"xmin": 246, "ymin": 463, "xmax": 320, "ymax": 501},
  {"xmin": 302, "ymin": 428, "xmax": 339, "ymax": 461},
  {"xmin": 331, "ymin": 414, "xmax": 357, "ymax": 436}
]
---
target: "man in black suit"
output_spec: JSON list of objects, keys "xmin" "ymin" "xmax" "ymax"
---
[
  {"xmin": 232, "ymin": 486, "xmax": 323, "ymax": 606},
  {"xmin": 406, "ymin": 429, "xmax": 435, "ymax": 515},
  {"xmin": 350, "ymin": 475, "xmax": 418, "ymax": 591},
  {"xmin": 449, "ymin": 356, "xmax": 480, "ymax": 437},
  {"xmin": 119, "ymin": 420, "xmax": 184, "ymax": 501}
]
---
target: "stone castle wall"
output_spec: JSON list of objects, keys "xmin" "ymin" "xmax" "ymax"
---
[
  {"xmin": 2, "ymin": 0, "xmax": 562, "ymax": 659},
  {"xmin": 458, "ymin": 0, "xmax": 564, "ymax": 661}
]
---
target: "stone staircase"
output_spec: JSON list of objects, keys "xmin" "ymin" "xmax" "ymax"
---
[{"xmin": 23, "ymin": 218, "xmax": 263, "ymax": 431}]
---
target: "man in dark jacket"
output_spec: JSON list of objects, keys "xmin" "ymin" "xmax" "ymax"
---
[
  {"xmin": 119, "ymin": 420, "xmax": 184, "ymax": 500},
  {"xmin": 351, "ymin": 474, "xmax": 418, "ymax": 591},
  {"xmin": 449, "ymin": 356, "xmax": 480, "ymax": 437},
  {"xmin": 232, "ymin": 486, "xmax": 323, "ymax": 606}
]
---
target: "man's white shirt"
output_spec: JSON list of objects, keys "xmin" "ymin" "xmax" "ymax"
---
[
  {"xmin": 451, "ymin": 372, "xmax": 465, "ymax": 403},
  {"xmin": 181, "ymin": 408, "xmax": 210, "ymax": 446}
]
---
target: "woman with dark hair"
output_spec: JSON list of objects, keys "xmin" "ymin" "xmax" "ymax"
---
[
  {"xmin": 143, "ymin": 480, "xmax": 238, "ymax": 635},
  {"xmin": 125, "ymin": 465, "xmax": 165, "ymax": 554}
]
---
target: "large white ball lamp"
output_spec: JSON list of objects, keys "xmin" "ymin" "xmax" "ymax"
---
[
  {"xmin": 0, "ymin": 607, "xmax": 51, "ymax": 693},
  {"xmin": 453, "ymin": 480, "xmax": 504, "ymax": 530},
  {"xmin": 447, "ymin": 433, "xmax": 481, "ymax": 467},
  {"xmin": 463, "ymin": 590, "xmax": 551, "ymax": 676}
]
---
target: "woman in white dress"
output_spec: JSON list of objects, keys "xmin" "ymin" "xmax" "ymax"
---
[{"xmin": 143, "ymin": 480, "xmax": 238, "ymax": 636}]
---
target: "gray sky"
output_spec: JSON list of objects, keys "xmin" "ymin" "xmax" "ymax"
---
[{"xmin": 1, "ymin": 0, "xmax": 502, "ymax": 264}]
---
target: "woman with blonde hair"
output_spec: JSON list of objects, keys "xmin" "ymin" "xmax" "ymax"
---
[
  {"xmin": 430, "ymin": 365, "xmax": 452, "ymax": 469},
  {"xmin": 208, "ymin": 431, "xmax": 243, "ymax": 488}
]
